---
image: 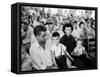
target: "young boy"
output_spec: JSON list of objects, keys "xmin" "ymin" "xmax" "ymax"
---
[{"xmin": 50, "ymin": 32, "xmax": 75, "ymax": 70}]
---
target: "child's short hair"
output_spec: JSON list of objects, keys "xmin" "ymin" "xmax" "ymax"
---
[
  {"xmin": 52, "ymin": 32, "xmax": 60, "ymax": 37},
  {"xmin": 76, "ymin": 38, "xmax": 83, "ymax": 43}
]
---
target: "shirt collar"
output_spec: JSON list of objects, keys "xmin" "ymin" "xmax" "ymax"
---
[{"xmin": 34, "ymin": 41, "xmax": 41, "ymax": 49}]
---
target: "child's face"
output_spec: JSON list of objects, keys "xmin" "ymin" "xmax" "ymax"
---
[
  {"xmin": 52, "ymin": 36, "xmax": 60, "ymax": 45},
  {"xmin": 77, "ymin": 40, "xmax": 82, "ymax": 47},
  {"xmin": 65, "ymin": 27, "xmax": 72, "ymax": 36}
]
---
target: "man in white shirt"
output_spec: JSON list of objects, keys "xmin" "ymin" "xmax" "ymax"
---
[{"xmin": 29, "ymin": 25, "xmax": 57, "ymax": 70}]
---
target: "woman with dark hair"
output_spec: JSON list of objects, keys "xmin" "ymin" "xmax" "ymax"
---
[
  {"xmin": 60, "ymin": 23, "xmax": 86, "ymax": 68},
  {"xmin": 60, "ymin": 23, "xmax": 75, "ymax": 54}
]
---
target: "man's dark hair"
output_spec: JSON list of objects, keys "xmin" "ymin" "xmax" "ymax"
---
[
  {"xmin": 52, "ymin": 32, "xmax": 60, "ymax": 37},
  {"xmin": 34, "ymin": 25, "xmax": 46, "ymax": 36},
  {"xmin": 63, "ymin": 23, "xmax": 73, "ymax": 33}
]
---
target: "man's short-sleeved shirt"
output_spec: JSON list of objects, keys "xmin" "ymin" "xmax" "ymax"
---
[{"xmin": 29, "ymin": 41, "xmax": 53, "ymax": 70}]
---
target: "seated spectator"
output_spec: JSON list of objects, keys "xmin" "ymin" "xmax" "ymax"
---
[
  {"xmin": 60, "ymin": 23, "xmax": 86, "ymax": 68},
  {"xmin": 50, "ymin": 32, "xmax": 75, "ymax": 69},
  {"xmin": 29, "ymin": 25, "xmax": 58, "ymax": 70},
  {"xmin": 21, "ymin": 21, "xmax": 33, "ymax": 54},
  {"xmin": 71, "ymin": 21, "xmax": 80, "ymax": 40},
  {"xmin": 60, "ymin": 23, "xmax": 76, "ymax": 54}
]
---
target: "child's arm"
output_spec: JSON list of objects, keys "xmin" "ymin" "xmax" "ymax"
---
[
  {"xmin": 83, "ymin": 47, "xmax": 91, "ymax": 59},
  {"xmin": 64, "ymin": 50, "xmax": 74, "ymax": 61},
  {"xmin": 71, "ymin": 47, "xmax": 78, "ymax": 56},
  {"xmin": 50, "ymin": 50, "xmax": 58, "ymax": 67}
]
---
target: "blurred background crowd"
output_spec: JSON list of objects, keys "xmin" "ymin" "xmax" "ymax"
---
[{"xmin": 21, "ymin": 6, "xmax": 96, "ymax": 71}]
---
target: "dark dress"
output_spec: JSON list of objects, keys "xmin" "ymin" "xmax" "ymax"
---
[
  {"xmin": 60, "ymin": 34, "xmax": 76, "ymax": 54},
  {"xmin": 60, "ymin": 34, "xmax": 85, "ymax": 68}
]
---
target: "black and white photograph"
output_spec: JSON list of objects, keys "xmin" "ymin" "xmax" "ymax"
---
[{"xmin": 11, "ymin": 3, "xmax": 97, "ymax": 74}]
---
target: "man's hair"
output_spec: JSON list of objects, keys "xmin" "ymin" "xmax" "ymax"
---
[
  {"xmin": 34, "ymin": 25, "xmax": 46, "ymax": 36},
  {"xmin": 63, "ymin": 23, "xmax": 73, "ymax": 33},
  {"xmin": 52, "ymin": 32, "xmax": 60, "ymax": 37}
]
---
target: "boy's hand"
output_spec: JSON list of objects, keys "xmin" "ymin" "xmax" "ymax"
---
[{"xmin": 86, "ymin": 56, "xmax": 92, "ymax": 60}]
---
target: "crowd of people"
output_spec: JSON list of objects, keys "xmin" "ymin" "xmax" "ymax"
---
[{"xmin": 21, "ymin": 6, "xmax": 96, "ymax": 71}]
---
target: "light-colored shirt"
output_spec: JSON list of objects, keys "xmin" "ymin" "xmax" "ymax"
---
[
  {"xmin": 30, "ymin": 33, "xmax": 37, "ymax": 46},
  {"xmin": 50, "ymin": 43, "xmax": 66, "ymax": 57},
  {"xmin": 23, "ymin": 26, "xmax": 33, "ymax": 44},
  {"xmin": 21, "ymin": 53, "xmax": 32, "ymax": 71},
  {"xmin": 74, "ymin": 46, "xmax": 85, "ymax": 55},
  {"xmin": 29, "ymin": 41, "xmax": 53, "ymax": 70},
  {"xmin": 33, "ymin": 20, "xmax": 40, "ymax": 27},
  {"xmin": 71, "ymin": 28, "xmax": 81, "ymax": 39}
]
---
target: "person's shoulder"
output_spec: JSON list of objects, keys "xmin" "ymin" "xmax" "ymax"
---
[
  {"xmin": 82, "ymin": 46, "xmax": 85, "ymax": 50},
  {"xmin": 70, "ymin": 35, "xmax": 76, "ymax": 41},
  {"xmin": 30, "ymin": 41, "xmax": 39, "ymax": 52},
  {"xmin": 50, "ymin": 44, "xmax": 56, "ymax": 51},
  {"xmin": 60, "ymin": 34, "xmax": 66, "ymax": 41},
  {"xmin": 61, "ymin": 34, "xmax": 66, "ymax": 38},
  {"xmin": 59, "ymin": 43, "xmax": 66, "ymax": 49},
  {"xmin": 70, "ymin": 35, "xmax": 74, "ymax": 38}
]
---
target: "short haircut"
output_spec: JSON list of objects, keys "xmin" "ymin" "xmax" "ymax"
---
[
  {"xmin": 63, "ymin": 23, "xmax": 73, "ymax": 33},
  {"xmin": 34, "ymin": 25, "xmax": 46, "ymax": 36},
  {"xmin": 73, "ymin": 21, "xmax": 77, "ymax": 24},
  {"xmin": 76, "ymin": 38, "xmax": 83, "ymax": 44},
  {"xmin": 52, "ymin": 32, "xmax": 60, "ymax": 37},
  {"xmin": 79, "ymin": 22, "xmax": 85, "ymax": 27}
]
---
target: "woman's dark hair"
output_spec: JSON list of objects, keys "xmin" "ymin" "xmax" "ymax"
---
[
  {"xmin": 52, "ymin": 32, "xmax": 60, "ymax": 37},
  {"xmin": 63, "ymin": 23, "xmax": 73, "ymax": 33},
  {"xmin": 34, "ymin": 25, "xmax": 46, "ymax": 36}
]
